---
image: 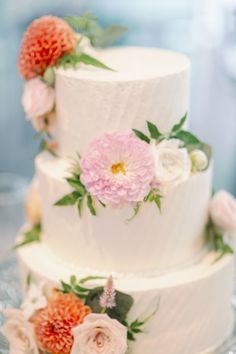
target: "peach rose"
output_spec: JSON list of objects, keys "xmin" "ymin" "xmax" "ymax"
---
[
  {"xmin": 0, "ymin": 309, "xmax": 39, "ymax": 354},
  {"xmin": 71, "ymin": 314, "xmax": 127, "ymax": 354},
  {"xmin": 25, "ymin": 177, "xmax": 41, "ymax": 225},
  {"xmin": 210, "ymin": 190, "xmax": 236, "ymax": 232},
  {"xmin": 22, "ymin": 77, "xmax": 55, "ymax": 119}
]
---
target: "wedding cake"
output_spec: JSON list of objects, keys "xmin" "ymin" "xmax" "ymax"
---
[{"xmin": 2, "ymin": 14, "xmax": 236, "ymax": 354}]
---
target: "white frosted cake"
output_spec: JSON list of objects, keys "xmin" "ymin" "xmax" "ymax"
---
[{"xmin": 2, "ymin": 14, "xmax": 236, "ymax": 354}]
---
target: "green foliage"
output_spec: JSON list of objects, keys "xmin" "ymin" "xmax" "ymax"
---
[
  {"xmin": 59, "ymin": 52, "xmax": 80, "ymax": 69},
  {"xmin": 64, "ymin": 13, "xmax": 127, "ymax": 47},
  {"xmin": 64, "ymin": 13, "xmax": 97, "ymax": 33},
  {"xmin": 144, "ymin": 189, "xmax": 163, "ymax": 212},
  {"xmin": 132, "ymin": 129, "xmax": 150, "ymax": 144},
  {"xmin": 173, "ymin": 130, "xmax": 200, "ymax": 145},
  {"xmin": 60, "ymin": 275, "xmax": 134, "ymax": 323},
  {"xmin": 79, "ymin": 53, "xmax": 114, "ymax": 71},
  {"xmin": 171, "ymin": 113, "xmax": 187, "ymax": 133},
  {"xmin": 54, "ymin": 191, "xmax": 81, "ymax": 206},
  {"xmin": 85, "ymin": 287, "xmax": 134, "ymax": 323},
  {"xmin": 58, "ymin": 51, "xmax": 114, "ymax": 72},
  {"xmin": 59, "ymin": 274, "xmax": 158, "ymax": 342},
  {"xmin": 54, "ymin": 163, "xmax": 99, "ymax": 216},
  {"xmin": 42, "ymin": 67, "xmax": 56, "ymax": 87},
  {"xmin": 147, "ymin": 121, "xmax": 162, "ymax": 139},
  {"xmin": 15, "ymin": 224, "xmax": 41, "ymax": 249},
  {"xmin": 128, "ymin": 202, "xmax": 142, "ymax": 221},
  {"xmin": 124, "ymin": 299, "xmax": 160, "ymax": 341},
  {"xmin": 206, "ymin": 220, "xmax": 233, "ymax": 261},
  {"xmin": 87, "ymin": 194, "xmax": 97, "ymax": 216},
  {"xmin": 94, "ymin": 25, "xmax": 128, "ymax": 47},
  {"xmin": 133, "ymin": 114, "xmax": 212, "ymax": 166}
]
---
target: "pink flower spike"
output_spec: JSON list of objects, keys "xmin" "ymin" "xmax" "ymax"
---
[{"xmin": 100, "ymin": 276, "xmax": 116, "ymax": 309}]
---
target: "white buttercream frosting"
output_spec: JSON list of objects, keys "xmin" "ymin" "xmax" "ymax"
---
[
  {"xmin": 35, "ymin": 152, "xmax": 212, "ymax": 274},
  {"xmin": 54, "ymin": 47, "xmax": 190, "ymax": 157},
  {"xmin": 17, "ymin": 241, "xmax": 234, "ymax": 354}
]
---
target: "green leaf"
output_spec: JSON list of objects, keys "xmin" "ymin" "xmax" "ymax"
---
[
  {"xmin": 77, "ymin": 197, "xmax": 83, "ymax": 217},
  {"xmin": 43, "ymin": 67, "xmax": 56, "ymax": 87},
  {"xmin": 79, "ymin": 275, "xmax": 107, "ymax": 284},
  {"xmin": 74, "ymin": 284, "xmax": 90, "ymax": 293},
  {"xmin": 98, "ymin": 200, "xmax": 106, "ymax": 208},
  {"xmin": 70, "ymin": 275, "xmax": 77, "ymax": 285},
  {"xmin": 64, "ymin": 13, "xmax": 97, "ymax": 33},
  {"xmin": 85, "ymin": 287, "xmax": 134, "ymax": 323},
  {"xmin": 174, "ymin": 130, "xmax": 200, "ymax": 145},
  {"xmin": 154, "ymin": 194, "xmax": 162, "ymax": 212},
  {"xmin": 54, "ymin": 191, "xmax": 80, "ymax": 206},
  {"xmin": 14, "ymin": 224, "xmax": 41, "ymax": 249},
  {"xmin": 59, "ymin": 52, "xmax": 80, "ymax": 69},
  {"xmin": 144, "ymin": 189, "xmax": 162, "ymax": 211},
  {"xmin": 87, "ymin": 194, "xmax": 96, "ymax": 216},
  {"xmin": 171, "ymin": 113, "xmax": 187, "ymax": 133},
  {"xmin": 61, "ymin": 280, "xmax": 72, "ymax": 293},
  {"xmin": 79, "ymin": 53, "xmax": 114, "ymax": 71},
  {"xmin": 66, "ymin": 178, "xmax": 85, "ymax": 195},
  {"xmin": 94, "ymin": 25, "xmax": 128, "ymax": 47},
  {"xmin": 127, "ymin": 202, "xmax": 142, "ymax": 221},
  {"xmin": 132, "ymin": 129, "xmax": 150, "ymax": 144},
  {"xmin": 147, "ymin": 121, "xmax": 162, "ymax": 139},
  {"xmin": 127, "ymin": 331, "xmax": 136, "ymax": 341}
]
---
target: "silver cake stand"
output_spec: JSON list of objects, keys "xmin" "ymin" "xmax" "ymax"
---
[{"xmin": 0, "ymin": 255, "xmax": 236, "ymax": 354}]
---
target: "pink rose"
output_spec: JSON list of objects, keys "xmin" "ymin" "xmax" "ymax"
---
[
  {"xmin": 22, "ymin": 77, "xmax": 55, "ymax": 119},
  {"xmin": 210, "ymin": 190, "xmax": 236, "ymax": 232}
]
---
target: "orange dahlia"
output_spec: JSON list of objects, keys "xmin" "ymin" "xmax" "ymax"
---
[
  {"xmin": 18, "ymin": 16, "xmax": 76, "ymax": 80},
  {"xmin": 34, "ymin": 291, "xmax": 91, "ymax": 354}
]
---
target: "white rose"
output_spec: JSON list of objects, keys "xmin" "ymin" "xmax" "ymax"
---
[
  {"xmin": 25, "ymin": 177, "xmax": 41, "ymax": 226},
  {"xmin": 190, "ymin": 149, "xmax": 208, "ymax": 172},
  {"xmin": 0, "ymin": 309, "xmax": 39, "ymax": 354},
  {"xmin": 71, "ymin": 313, "xmax": 127, "ymax": 354},
  {"xmin": 210, "ymin": 190, "xmax": 236, "ymax": 232},
  {"xmin": 21, "ymin": 281, "xmax": 47, "ymax": 320},
  {"xmin": 22, "ymin": 77, "xmax": 55, "ymax": 119},
  {"xmin": 151, "ymin": 139, "xmax": 191, "ymax": 191}
]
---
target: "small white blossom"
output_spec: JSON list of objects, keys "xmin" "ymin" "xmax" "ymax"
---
[
  {"xmin": 190, "ymin": 149, "xmax": 208, "ymax": 172},
  {"xmin": 21, "ymin": 281, "xmax": 47, "ymax": 320}
]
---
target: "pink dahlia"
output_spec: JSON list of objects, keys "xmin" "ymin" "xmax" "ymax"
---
[{"xmin": 80, "ymin": 133, "xmax": 155, "ymax": 206}]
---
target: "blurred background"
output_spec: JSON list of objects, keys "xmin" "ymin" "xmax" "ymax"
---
[{"xmin": 0, "ymin": 0, "xmax": 236, "ymax": 252}]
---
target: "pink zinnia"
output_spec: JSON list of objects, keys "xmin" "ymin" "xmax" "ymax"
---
[{"xmin": 80, "ymin": 133, "xmax": 155, "ymax": 206}]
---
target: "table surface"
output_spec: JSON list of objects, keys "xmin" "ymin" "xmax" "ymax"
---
[{"xmin": 0, "ymin": 254, "xmax": 236, "ymax": 354}]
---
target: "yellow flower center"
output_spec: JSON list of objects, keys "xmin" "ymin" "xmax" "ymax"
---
[{"xmin": 111, "ymin": 162, "xmax": 126, "ymax": 175}]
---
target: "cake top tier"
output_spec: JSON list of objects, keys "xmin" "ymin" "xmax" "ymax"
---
[
  {"xmin": 56, "ymin": 47, "xmax": 190, "ymax": 82},
  {"xmin": 55, "ymin": 46, "xmax": 190, "ymax": 156}
]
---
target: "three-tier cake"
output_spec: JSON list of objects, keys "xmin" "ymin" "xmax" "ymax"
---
[{"xmin": 2, "ymin": 15, "xmax": 236, "ymax": 354}]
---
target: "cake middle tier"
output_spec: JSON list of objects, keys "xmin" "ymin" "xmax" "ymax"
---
[{"xmin": 36, "ymin": 152, "xmax": 212, "ymax": 274}]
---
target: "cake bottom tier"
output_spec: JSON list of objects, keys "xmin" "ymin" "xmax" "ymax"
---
[{"xmin": 18, "ymin": 241, "xmax": 234, "ymax": 354}]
